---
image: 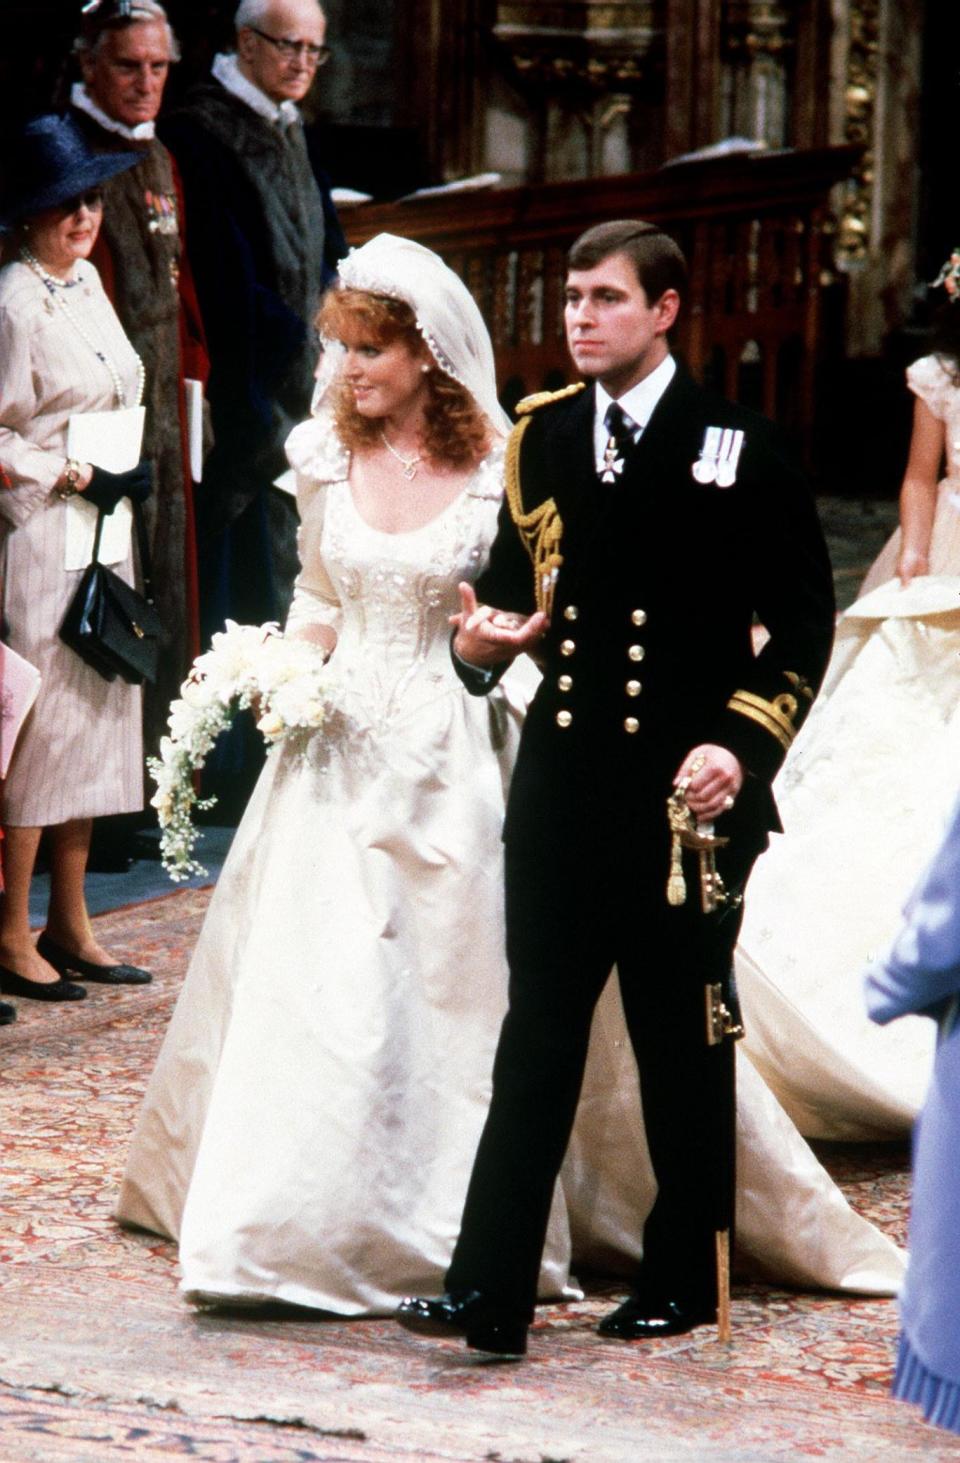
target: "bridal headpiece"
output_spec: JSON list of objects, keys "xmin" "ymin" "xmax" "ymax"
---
[{"xmin": 333, "ymin": 233, "xmax": 511, "ymax": 434}]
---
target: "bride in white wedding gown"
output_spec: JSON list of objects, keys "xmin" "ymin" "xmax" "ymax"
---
[
  {"xmin": 117, "ymin": 234, "xmax": 902, "ymax": 1312},
  {"xmin": 736, "ymin": 323, "xmax": 960, "ymax": 1141}
]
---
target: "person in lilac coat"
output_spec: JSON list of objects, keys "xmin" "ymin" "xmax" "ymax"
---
[{"xmin": 866, "ymin": 794, "xmax": 960, "ymax": 1435}]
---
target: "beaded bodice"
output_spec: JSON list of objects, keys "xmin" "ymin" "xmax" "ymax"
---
[{"xmin": 288, "ymin": 424, "xmax": 506, "ymax": 730}]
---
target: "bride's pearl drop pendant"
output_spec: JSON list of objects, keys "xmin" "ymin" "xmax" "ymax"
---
[{"xmin": 380, "ymin": 429, "xmax": 422, "ymax": 481}]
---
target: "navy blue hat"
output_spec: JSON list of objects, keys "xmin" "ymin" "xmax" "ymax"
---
[{"xmin": 0, "ymin": 114, "xmax": 140, "ymax": 228}]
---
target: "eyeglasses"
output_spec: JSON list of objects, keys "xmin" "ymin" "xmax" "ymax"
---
[
  {"xmin": 247, "ymin": 26, "xmax": 331, "ymax": 66},
  {"xmin": 59, "ymin": 190, "xmax": 105, "ymax": 215}
]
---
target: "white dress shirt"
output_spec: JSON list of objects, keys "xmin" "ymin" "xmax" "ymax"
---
[{"xmin": 592, "ymin": 354, "xmax": 677, "ymax": 472}]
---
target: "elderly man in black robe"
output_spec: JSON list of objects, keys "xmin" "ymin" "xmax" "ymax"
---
[{"xmin": 161, "ymin": 0, "xmax": 345, "ymax": 655}]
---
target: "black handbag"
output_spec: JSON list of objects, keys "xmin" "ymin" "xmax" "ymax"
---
[{"xmin": 59, "ymin": 500, "xmax": 162, "ymax": 685}]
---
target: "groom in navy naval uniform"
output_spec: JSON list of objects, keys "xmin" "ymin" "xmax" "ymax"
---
[{"xmin": 397, "ymin": 220, "xmax": 836, "ymax": 1357}]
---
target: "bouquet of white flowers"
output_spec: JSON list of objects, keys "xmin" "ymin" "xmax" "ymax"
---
[{"xmin": 149, "ymin": 621, "xmax": 330, "ymax": 880}]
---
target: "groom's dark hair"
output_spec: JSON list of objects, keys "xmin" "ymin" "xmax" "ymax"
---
[{"xmin": 568, "ymin": 220, "xmax": 687, "ymax": 305}]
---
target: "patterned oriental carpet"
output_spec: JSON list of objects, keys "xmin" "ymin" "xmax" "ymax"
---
[{"xmin": 2, "ymin": 891, "xmax": 959, "ymax": 1462}]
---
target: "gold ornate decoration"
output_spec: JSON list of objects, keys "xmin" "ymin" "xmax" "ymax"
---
[
  {"xmin": 722, "ymin": 1, "xmax": 792, "ymax": 61},
  {"xmin": 726, "ymin": 670, "xmax": 812, "ymax": 753},
  {"xmin": 504, "ymin": 415, "xmax": 565, "ymax": 618},
  {"xmin": 837, "ymin": 0, "xmax": 880, "ymax": 263},
  {"xmin": 494, "ymin": 2, "xmax": 662, "ymax": 90},
  {"xmin": 515, "ymin": 380, "xmax": 586, "ymax": 415},
  {"xmin": 784, "ymin": 670, "xmax": 814, "ymax": 702},
  {"xmin": 492, "ymin": 1, "xmax": 663, "ymax": 174},
  {"xmin": 721, "ymin": 2, "xmax": 794, "ymax": 150},
  {"xmin": 666, "ymin": 783, "xmax": 733, "ymax": 914},
  {"xmin": 705, "ymin": 982, "xmax": 745, "ymax": 1047}
]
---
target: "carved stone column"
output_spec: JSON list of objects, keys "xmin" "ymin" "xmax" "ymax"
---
[
  {"xmin": 830, "ymin": 0, "xmax": 923, "ymax": 356},
  {"xmin": 834, "ymin": 0, "xmax": 880, "ymax": 266},
  {"xmin": 491, "ymin": 2, "xmax": 665, "ymax": 180},
  {"xmin": 721, "ymin": 1, "xmax": 794, "ymax": 146}
]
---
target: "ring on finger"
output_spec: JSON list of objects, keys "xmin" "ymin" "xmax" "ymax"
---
[{"xmin": 722, "ymin": 794, "xmax": 735, "ymax": 810}]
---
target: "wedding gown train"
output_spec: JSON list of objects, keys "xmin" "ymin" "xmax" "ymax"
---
[
  {"xmin": 736, "ymin": 353, "xmax": 960, "ymax": 1139},
  {"xmin": 117, "ymin": 421, "xmax": 903, "ymax": 1312}
]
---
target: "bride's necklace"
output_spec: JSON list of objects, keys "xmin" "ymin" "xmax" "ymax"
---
[
  {"xmin": 20, "ymin": 245, "xmax": 145, "ymax": 409},
  {"xmin": 380, "ymin": 428, "xmax": 423, "ymax": 481}
]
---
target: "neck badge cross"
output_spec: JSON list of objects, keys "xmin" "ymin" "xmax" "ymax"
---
[{"xmin": 599, "ymin": 402, "xmax": 636, "ymax": 484}]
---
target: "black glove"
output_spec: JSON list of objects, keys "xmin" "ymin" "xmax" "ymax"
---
[{"xmin": 83, "ymin": 462, "xmax": 153, "ymax": 515}]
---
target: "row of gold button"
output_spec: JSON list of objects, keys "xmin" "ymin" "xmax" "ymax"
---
[
  {"xmin": 554, "ymin": 607, "xmax": 647, "ymax": 733},
  {"xmin": 555, "ymin": 711, "xmax": 640, "ymax": 731},
  {"xmin": 627, "ymin": 612, "xmax": 646, "ymax": 731},
  {"xmin": 563, "ymin": 605, "xmax": 647, "ymax": 626}
]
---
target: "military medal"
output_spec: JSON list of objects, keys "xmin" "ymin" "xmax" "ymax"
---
[
  {"xmin": 144, "ymin": 189, "xmax": 179, "ymax": 237},
  {"xmin": 599, "ymin": 401, "xmax": 636, "ymax": 484},
  {"xmin": 692, "ymin": 426, "xmax": 745, "ymax": 486},
  {"xmin": 715, "ymin": 429, "xmax": 745, "ymax": 487},
  {"xmin": 600, "ymin": 437, "xmax": 626, "ymax": 484},
  {"xmin": 692, "ymin": 425, "xmax": 722, "ymax": 483}
]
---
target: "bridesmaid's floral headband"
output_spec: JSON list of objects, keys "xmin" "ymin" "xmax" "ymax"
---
[{"xmin": 931, "ymin": 248, "xmax": 960, "ymax": 302}]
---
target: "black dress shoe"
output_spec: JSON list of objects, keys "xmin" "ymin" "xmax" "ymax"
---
[
  {"xmin": 0, "ymin": 1001, "xmax": 16, "ymax": 1024},
  {"xmin": 36, "ymin": 932, "xmax": 152, "ymax": 985},
  {"xmin": 396, "ymin": 1290, "xmax": 528, "ymax": 1358},
  {"xmin": 597, "ymin": 1294, "xmax": 716, "ymax": 1340},
  {"xmin": 0, "ymin": 967, "xmax": 86, "ymax": 1001}
]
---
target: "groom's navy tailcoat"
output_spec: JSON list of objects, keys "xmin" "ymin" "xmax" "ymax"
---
[{"xmin": 448, "ymin": 365, "xmax": 836, "ymax": 1318}]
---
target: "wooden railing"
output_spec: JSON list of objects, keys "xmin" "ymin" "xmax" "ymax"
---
[{"xmin": 343, "ymin": 146, "xmax": 858, "ymax": 449}]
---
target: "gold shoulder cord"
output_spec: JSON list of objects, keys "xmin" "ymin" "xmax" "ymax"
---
[{"xmin": 504, "ymin": 416, "xmax": 565, "ymax": 619}]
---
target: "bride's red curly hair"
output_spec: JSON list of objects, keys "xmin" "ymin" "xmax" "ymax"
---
[{"xmin": 317, "ymin": 287, "xmax": 492, "ymax": 468}]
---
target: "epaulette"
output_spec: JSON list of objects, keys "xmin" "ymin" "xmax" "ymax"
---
[{"xmin": 515, "ymin": 382, "xmax": 586, "ymax": 417}]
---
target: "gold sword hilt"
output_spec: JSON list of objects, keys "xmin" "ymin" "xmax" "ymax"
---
[{"xmin": 666, "ymin": 782, "xmax": 731, "ymax": 913}]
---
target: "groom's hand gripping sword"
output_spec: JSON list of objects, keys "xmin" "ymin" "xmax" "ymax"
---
[
  {"xmin": 666, "ymin": 781, "xmax": 735, "ymax": 915},
  {"xmin": 665, "ymin": 770, "xmax": 746, "ymax": 1346}
]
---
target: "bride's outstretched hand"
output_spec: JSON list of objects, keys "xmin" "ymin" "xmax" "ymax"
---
[{"xmin": 451, "ymin": 582, "xmax": 549, "ymax": 668}]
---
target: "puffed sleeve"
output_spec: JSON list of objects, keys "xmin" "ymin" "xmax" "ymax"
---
[
  {"xmin": 0, "ymin": 305, "xmax": 64, "ymax": 527},
  {"xmin": 906, "ymin": 354, "xmax": 954, "ymax": 423},
  {"xmin": 283, "ymin": 411, "xmax": 346, "ymax": 638},
  {"xmin": 285, "ymin": 477, "xmax": 342, "ymax": 636},
  {"xmin": 865, "ymin": 791, "xmax": 960, "ymax": 1025}
]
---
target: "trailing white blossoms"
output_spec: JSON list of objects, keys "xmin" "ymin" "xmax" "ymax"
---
[{"xmin": 149, "ymin": 621, "xmax": 330, "ymax": 880}]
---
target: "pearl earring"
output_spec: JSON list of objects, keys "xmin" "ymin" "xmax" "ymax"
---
[{"xmin": 421, "ymin": 363, "xmax": 430, "ymax": 373}]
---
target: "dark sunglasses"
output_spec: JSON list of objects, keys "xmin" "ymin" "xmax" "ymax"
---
[{"xmin": 58, "ymin": 190, "xmax": 105, "ymax": 215}]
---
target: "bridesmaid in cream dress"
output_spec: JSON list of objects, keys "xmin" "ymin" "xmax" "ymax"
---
[
  {"xmin": 0, "ymin": 116, "xmax": 152, "ymax": 1005},
  {"xmin": 736, "ymin": 290, "xmax": 960, "ymax": 1140},
  {"xmin": 118, "ymin": 235, "xmax": 903, "ymax": 1316}
]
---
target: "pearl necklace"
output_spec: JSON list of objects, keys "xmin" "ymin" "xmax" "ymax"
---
[
  {"xmin": 20, "ymin": 246, "xmax": 145, "ymax": 409},
  {"xmin": 380, "ymin": 428, "xmax": 423, "ymax": 481}
]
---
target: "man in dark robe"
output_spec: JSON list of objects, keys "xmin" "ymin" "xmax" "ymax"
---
[{"xmin": 160, "ymin": 0, "xmax": 345, "ymax": 649}]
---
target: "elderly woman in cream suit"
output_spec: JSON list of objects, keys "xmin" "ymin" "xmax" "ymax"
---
[{"xmin": 0, "ymin": 116, "xmax": 155, "ymax": 1004}]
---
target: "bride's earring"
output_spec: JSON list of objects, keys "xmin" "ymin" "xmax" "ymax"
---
[{"xmin": 421, "ymin": 363, "xmax": 430, "ymax": 373}]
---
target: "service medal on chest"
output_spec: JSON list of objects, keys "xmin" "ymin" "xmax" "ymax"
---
[
  {"xmin": 692, "ymin": 426, "xmax": 745, "ymax": 487},
  {"xmin": 144, "ymin": 189, "xmax": 179, "ymax": 237}
]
